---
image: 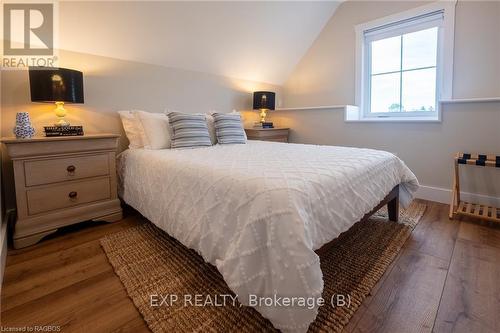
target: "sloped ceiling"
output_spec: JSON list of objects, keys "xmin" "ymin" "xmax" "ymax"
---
[{"xmin": 59, "ymin": 1, "xmax": 341, "ymax": 85}]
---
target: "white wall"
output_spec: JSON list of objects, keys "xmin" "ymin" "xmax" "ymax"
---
[
  {"xmin": 275, "ymin": 0, "xmax": 500, "ymax": 201},
  {"xmin": 56, "ymin": 1, "xmax": 340, "ymax": 85}
]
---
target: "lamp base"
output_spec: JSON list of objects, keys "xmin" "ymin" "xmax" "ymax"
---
[
  {"xmin": 54, "ymin": 119, "xmax": 70, "ymax": 127},
  {"xmin": 54, "ymin": 101, "xmax": 70, "ymax": 127},
  {"xmin": 259, "ymin": 109, "xmax": 268, "ymax": 123}
]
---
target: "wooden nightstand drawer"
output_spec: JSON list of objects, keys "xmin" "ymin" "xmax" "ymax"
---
[
  {"xmin": 24, "ymin": 154, "xmax": 110, "ymax": 186},
  {"xmin": 245, "ymin": 127, "xmax": 289, "ymax": 142},
  {"xmin": 26, "ymin": 177, "xmax": 111, "ymax": 215},
  {"xmin": 265, "ymin": 137, "xmax": 288, "ymax": 143}
]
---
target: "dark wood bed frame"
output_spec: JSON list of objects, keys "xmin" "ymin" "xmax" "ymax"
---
[
  {"xmin": 316, "ymin": 184, "xmax": 399, "ymax": 254},
  {"xmin": 363, "ymin": 184, "xmax": 399, "ymax": 223}
]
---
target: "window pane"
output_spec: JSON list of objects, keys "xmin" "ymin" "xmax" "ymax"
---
[
  {"xmin": 402, "ymin": 27, "xmax": 438, "ymax": 70},
  {"xmin": 401, "ymin": 68, "xmax": 436, "ymax": 112},
  {"xmin": 371, "ymin": 36, "xmax": 401, "ymax": 74},
  {"xmin": 370, "ymin": 72, "xmax": 401, "ymax": 113}
]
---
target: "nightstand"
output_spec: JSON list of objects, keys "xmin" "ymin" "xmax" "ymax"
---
[
  {"xmin": 1, "ymin": 134, "xmax": 123, "ymax": 248},
  {"xmin": 245, "ymin": 127, "xmax": 290, "ymax": 143}
]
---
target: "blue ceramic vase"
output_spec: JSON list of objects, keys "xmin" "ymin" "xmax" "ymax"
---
[{"xmin": 13, "ymin": 112, "xmax": 36, "ymax": 139}]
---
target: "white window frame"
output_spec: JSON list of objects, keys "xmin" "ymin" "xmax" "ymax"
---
[{"xmin": 352, "ymin": 1, "xmax": 456, "ymax": 122}]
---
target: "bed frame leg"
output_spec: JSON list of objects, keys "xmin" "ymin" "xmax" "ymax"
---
[{"xmin": 388, "ymin": 193, "xmax": 399, "ymax": 222}]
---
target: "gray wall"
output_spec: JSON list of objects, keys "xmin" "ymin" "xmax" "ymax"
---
[
  {"xmin": 1, "ymin": 50, "xmax": 277, "ymax": 151},
  {"xmin": 268, "ymin": 102, "xmax": 500, "ymax": 199},
  {"xmin": 275, "ymin": 0, "xmax": 500, "ymax": 199},
  {"xmin": 1, "ymin": 50, "xmax": 277, "ymax": 210},
  {"xmin": 283, "ymin": 1, "xmax": 500, "ymax": 106}
]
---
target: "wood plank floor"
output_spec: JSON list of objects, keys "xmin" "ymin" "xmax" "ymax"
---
[{"xmin": 1, "ymin": 200, "xmax": 499, "ymax": 332}]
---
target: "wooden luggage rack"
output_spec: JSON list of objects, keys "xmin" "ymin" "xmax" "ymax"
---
[{"xmin": 449, "ymin": 152, "xmax": 500, "ymax": 224}]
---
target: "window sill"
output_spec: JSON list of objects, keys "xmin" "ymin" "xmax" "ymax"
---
[
  {"xmin": 345, "ymin": 106, "xmax": 441, "ymax": 122},
  {"xmin": 345, "ymin": 117, "xmax": 441, "ymax": 123}
]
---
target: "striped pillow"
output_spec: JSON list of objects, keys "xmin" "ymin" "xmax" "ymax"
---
[
  {"xmin": 213, "ymin": 113, "xmax": 247, "ymax": 144},
  {"xmin": 167, "ymin": 112, "xmax": 212, "ymax": 149}
]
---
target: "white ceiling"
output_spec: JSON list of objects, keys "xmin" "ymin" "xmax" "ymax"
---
[{"xmin": 59, "ymin": 1, "xmax": 341, "ymax": 85}]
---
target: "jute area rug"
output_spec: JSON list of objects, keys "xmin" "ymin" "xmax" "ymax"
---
[{"xmin": 101, "ymin": 202, "xmax": 426, "ymax": 333}]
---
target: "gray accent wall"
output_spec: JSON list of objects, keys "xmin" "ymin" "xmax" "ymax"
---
[
  {"xmin": 274, "ymin": 0, "xmax": 500, "ymax": 200},
  {"xmin": 283, "ymin": 1, "xmax": 500, "ymax": 106},
  {"xmin": 1, "ymin": 50, "xmax": 278, "ymax": 211}
]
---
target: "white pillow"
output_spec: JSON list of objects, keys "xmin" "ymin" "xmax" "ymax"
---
[
  {"xmin": 117, "ymin": 110, "xmax": 144, "ymax": 149},
  {"xmin": 136, "ymin": 111, "xmax": 171, "ymax": 149}
]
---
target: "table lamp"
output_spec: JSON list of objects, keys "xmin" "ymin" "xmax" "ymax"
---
[
  {"xmin": 29, "ymin": 67, "xmax": 84, "ymax": 127},
  {"xmin": 253, "ymin": 91, "xmax": 275, "ymax": 125}
]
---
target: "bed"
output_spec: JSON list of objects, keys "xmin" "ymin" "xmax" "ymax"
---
[{"xmin": 117, "ymin": 140, "xmax": 419, "ymax": 333}]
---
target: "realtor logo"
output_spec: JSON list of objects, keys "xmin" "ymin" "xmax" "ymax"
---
[
  {"xmin": 2, "ymin": 1, "xmax": 58, "ymax": 68},
  {"xmin": 3, "ymin": 3, "xmax": 53, "ymax": 55}
]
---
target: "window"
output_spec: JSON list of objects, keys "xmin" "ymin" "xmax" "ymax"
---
[{"xmin": 353, "ymin": 2, "xmax": 455, "ymax": 122}]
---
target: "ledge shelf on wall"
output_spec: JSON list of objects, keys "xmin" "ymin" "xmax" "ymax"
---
[
  {"xmin": 275, "ymin": 105, "xmax": 350, "ymax": 111},
  {"xmin": 276, "ymin": 97, "xmax": 500, "ymax": 112},
  {"xmin": 275, "ymin": 97, "xmax": 499, "ymax": 123},
  {"xmin": 439, "ymin": 97, "xmax": 500, "ymax": 104}
]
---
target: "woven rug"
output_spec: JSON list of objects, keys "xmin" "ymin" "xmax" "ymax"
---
[{"xmin": 101, "ymin": 202, "xmax": 426, "ymax": 333}]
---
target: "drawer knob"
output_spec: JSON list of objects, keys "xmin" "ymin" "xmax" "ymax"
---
[
  {"xmin": 67, "ymin": 165, "xmax": 76, "ymax": 173},
  {"xmin": 68, "ymin": 191, "xmax": 78, "ymax": 199}
]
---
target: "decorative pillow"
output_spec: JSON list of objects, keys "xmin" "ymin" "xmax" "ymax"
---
[
  {"xmin": 117, "ymin": 110, "xmax": 144, "ymax": 149},
  {"xmin": 212, "ymin": 113, "xmax": 247, "ymax": 144},
  {"xmin": 165, "ymin": 109, "xmax": 217, "ymax": 144},
  {"xmin": 204, "ymin": 113, "xmax": 218, "ymax": 145},
  {"xmin": 167, "ymin": 112, "xmax": 212, "ymax": 149},
  {"xmin": 208, "ymin": 110, "xmax": 247, "ymax": 140},
  {"xmin": 136, "ymin": 111, "xmax": 171, "ymax": 149},
  {"xmin": 230, "ymin": 110, "xmax": 248, "ymax": 140}
]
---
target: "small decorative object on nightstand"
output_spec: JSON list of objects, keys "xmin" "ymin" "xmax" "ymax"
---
[
  {"xmin": 1, "ymin": 134, "xmax": 123, "ymax": 248},
  {"xmin": 245, "ymin": 127, "xmax": 289, "ymax": 143},
  {"xmin": 13, "ymin": 112, "xmax": 35, "ymax": 139}
]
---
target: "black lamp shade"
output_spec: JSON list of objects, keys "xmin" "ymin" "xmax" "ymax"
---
[
  {"xmin": 253, "ymin": 91, "xmax": 275, "ymax": 110},
  {"xmin": 29, "ymin": 67, "xmax": 84, "ymax": 103}
]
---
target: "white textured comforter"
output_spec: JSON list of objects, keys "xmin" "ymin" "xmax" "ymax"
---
[{"xmin": 118, "ymin": 141, "xmax": 418, "ymax": 332}]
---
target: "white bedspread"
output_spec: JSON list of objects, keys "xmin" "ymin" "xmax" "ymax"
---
[{"xmin": 118, "ymin": 141, "xmax": 418, "ymax": 332}]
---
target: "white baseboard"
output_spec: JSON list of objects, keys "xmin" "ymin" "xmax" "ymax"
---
[{"xmin": 415, "ymin": 185, "xmax": 500, "ymax": 207}]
